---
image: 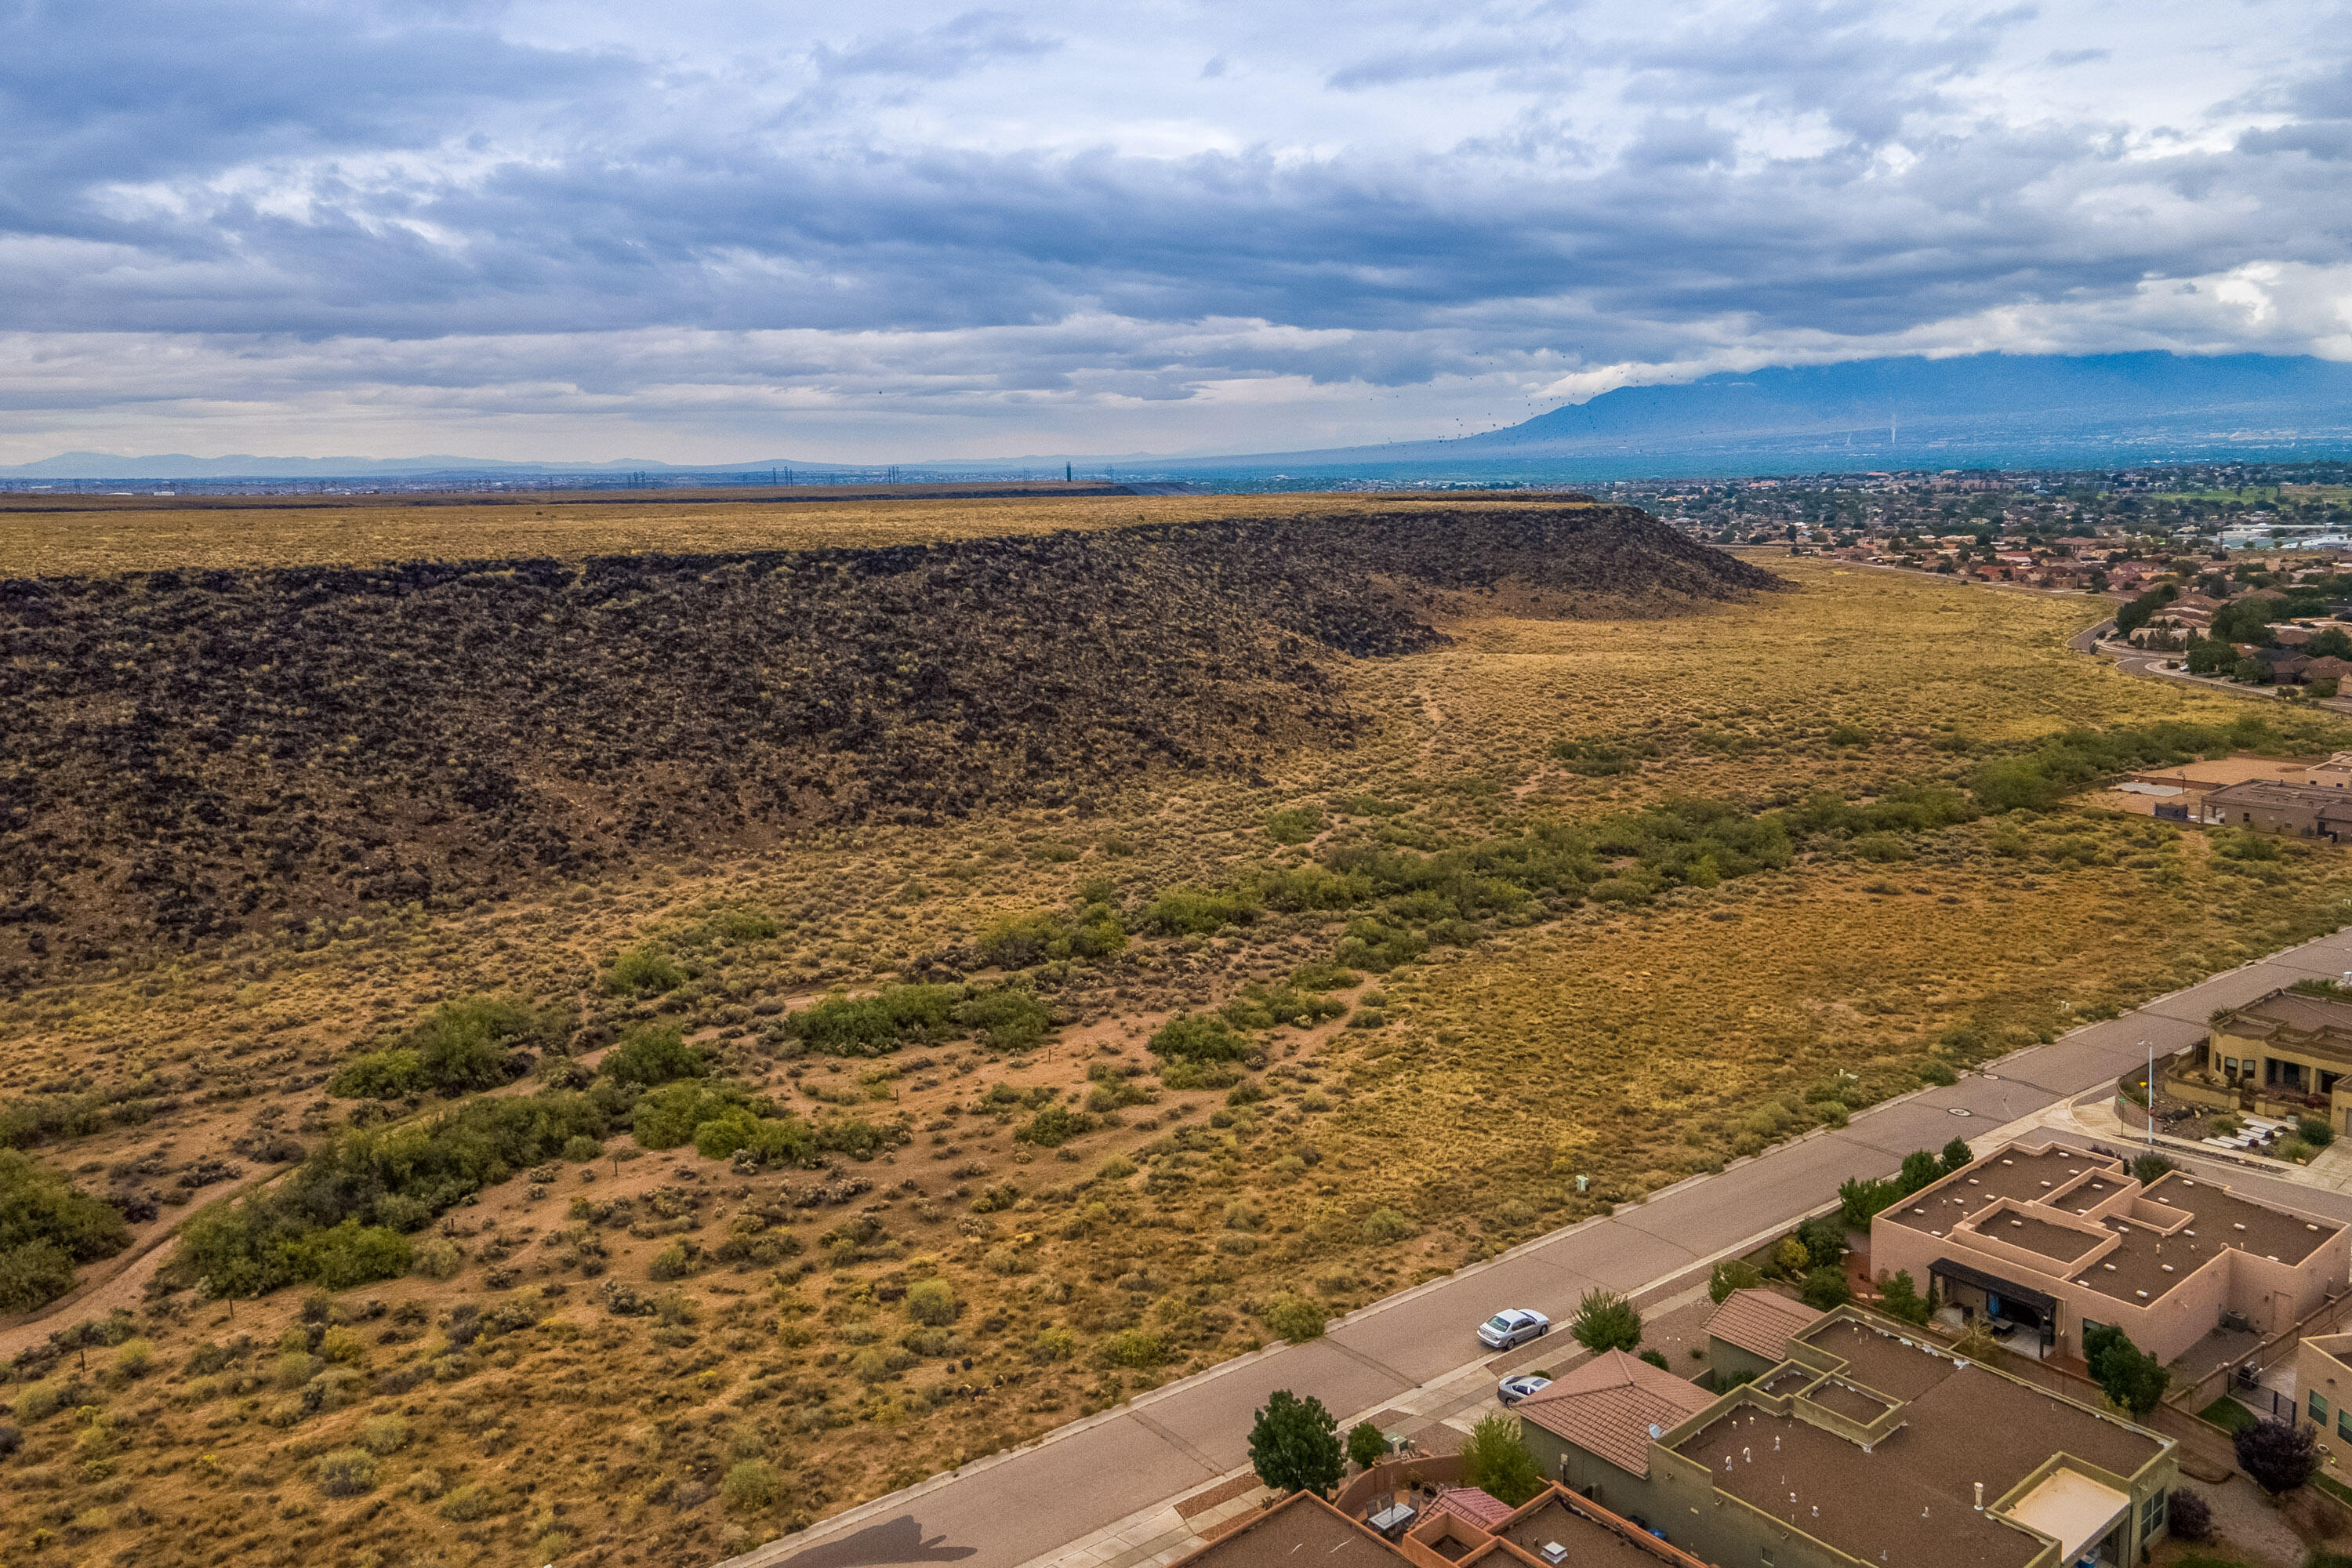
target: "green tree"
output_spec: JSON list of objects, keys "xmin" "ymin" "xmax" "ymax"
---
[
  {"xmin": 1347, "ymin": 1421, "xmax": 1389, "ymax": 1472},
  {"xmin": 1459, "ymin": 1414, "xmax": 1543, "ymax": 1508},
  {"xmin": 1897, "ymin": 1149, "xmax": 1941, "ymax": 1194},
  {"xmin": 1940, "ymin": 1137, "xmax": 1973, "ymax": 1174},
  {"xmin": 1838, "ymin": 1177, "xmax": 1899, "ymax": 1228},
  {"xmin": 2082, "ymin": 1324, "xmax": 2169, "ymax": 1417},
  {"xmin": 1877, "ymin": 1270, "xmax": 1931, "ymax": 1326},
  {"xmin": 1247, "ymin": 1390, "xmax": 1344, "ymax": 1497},
  {"xmin": 1570, "ymin": 1288, "xmax": 1642, "ymax": 1353},
  {"xmin": 1800, "ymin": 1267, "xmax": 1852, "ymax": 1311},
  {"xmin": 1708, "ymin": 1258, "xmax": 1763, "ymax": 1305},
  {"xmin": 2234, "ymin": 657, "xmax": 2270, "ymax": 684}
]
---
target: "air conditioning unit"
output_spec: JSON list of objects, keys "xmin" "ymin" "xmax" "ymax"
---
[{"xmin": 1540, "ymin": 1545, "xmax": 1567, "ymax": 1565}]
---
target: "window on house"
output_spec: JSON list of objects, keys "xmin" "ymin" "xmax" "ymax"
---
[
  {"xmin": 2140, "ymin": 1490, "xmax": 2167, "ymax": 1537},
  {"xmin": 2337, "ymin": 1406, "xmax": 2351, "ymax": 1442},
  {"xmin": 2312, "ymin": 1390, "xmax": 2329, "ymax": 1424}
]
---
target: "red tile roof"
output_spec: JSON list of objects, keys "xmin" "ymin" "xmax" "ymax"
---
[
  {"xmin": 1512, "ymin": 1350, "xmax": 1715, "ymax": 1478},
  {"xmin": 1704, "ymin": 1288, "xmax": 1827, "ymax": 1363},
  {"xmin": 1430, "ymin": 1487, "xmax": 1516, "ymax": 1532}
]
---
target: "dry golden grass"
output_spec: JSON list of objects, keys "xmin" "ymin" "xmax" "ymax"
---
[
  {"xmin": 0, "ymin": 491, "xmax": 1523, "ymax": 576},
  {"xmin": 9, "ymin": 554, "xmax": 2352, "ymax": 1567}
]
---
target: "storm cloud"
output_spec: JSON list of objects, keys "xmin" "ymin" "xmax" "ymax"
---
[{"xmin": 2, "ymin": 0, "xmax": 2347, "ymax": 462}]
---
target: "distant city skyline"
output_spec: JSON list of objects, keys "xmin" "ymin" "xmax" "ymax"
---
[{"xmin": 5, "ymin": 1, "xmax": 2349, "ymax": 464}]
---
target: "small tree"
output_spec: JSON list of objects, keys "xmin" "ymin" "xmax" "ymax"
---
[
  {"xmin": 1939, "ymin": 1137, "xmax": 1973, "ymax": 1174},
  {"xmin": 2235, "ymin": 1417, "xmax": 2315, "ymax": 1497},
  {"xmin": 1795, "ymin": 1215, "xmax": 1848, "ymax": 1267},
  {"xmin": 2130, "ymin": 1152, "xmax": 2176, "ymax": 1186},
  {"xmin": 1346, "ymin": 1421, "xmax": 1389, "ymax": 1472},
  {"xmin": 1708, "ymin": 1258, "xmax": 1762, "ymax": 1305},
  {"xmin": 1877, "ymin": 1270, "xmax": 1931, "ymax": 1327},
  {"xmin": 1838, "ymin": 1177, "xmax": 1899, "ymax": 1228},
  {"xmin": 1897, "ymin": 1149, "xmax": 1941, "ymax": 1194},
  {"xmin": 1460, "ymin": 1414, "xmax": 1543, "ymax": 1507},
  {"xmin": 1570, "ymin": 1289, "xmax": 1642, "ymax": 1353},
  {"xmin": 1800, "ymin": 1266, "xmax": 1851, "ymax": 1311},
  {"xmin": 2083, "ymin": 1324, "xmax": 2169, "ymax": 1418},
  {"xmin": 1248, "ymin": 1391, "xmax": 1344, "ymax": 1497}
]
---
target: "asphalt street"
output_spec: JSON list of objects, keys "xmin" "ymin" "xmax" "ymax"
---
[{"xmin": 720, "ymin": 928, "xmax": 2352, "ymax": 1568}]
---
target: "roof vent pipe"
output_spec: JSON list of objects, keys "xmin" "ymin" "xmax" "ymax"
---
[{"xmin": 1974, "ymin": 1483, "xmax": 1984, "ymax": 1511}]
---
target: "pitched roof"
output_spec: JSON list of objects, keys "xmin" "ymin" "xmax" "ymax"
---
[
  {"xmin": 1704, "ymin": 1287, "xmax": 1826, "ymax": 1363},
  {"xmin": 1429, "ymin": 1487, "xmax": 1516, "ymax": 1531},
  {"xmin": 1512, "ymin": 1350, "xmax": 1715, "ymax": 1478}
]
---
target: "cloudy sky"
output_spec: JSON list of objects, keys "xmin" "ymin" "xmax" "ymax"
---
[{"xmin": 4, "ymin": 0, "xmax": 2350, "ymax": 464}]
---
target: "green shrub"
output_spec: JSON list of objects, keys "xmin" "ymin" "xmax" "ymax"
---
[
  {"xmin": 1149, "ymin": 1014, "xmax": 1253, "ymax": 1062},
  {"xmin": 1800, "ymin": 1267, "xmax": 1852, "ymax": 1310},
  {"xmin": 604, "ymin": 947, "xmax": 684, "ymax": 997},
  {"xmin": 786, "ymin": 985, "xmax": 962, "ymax": 1056},
  {"xmin": 0, "ymin": 1240, "xmax": 79, "ymax": 1317},
  {"xmin": 630, "ymin": 1081, "xmax": 750, "ymax": 1150},
  {"xmin": 722, "ymin": 1458, "xmax": 780, "ymax": 1512},
  {"xmin": 328, "ymin": 996, "xmax": 564, "ymax": 1100},
  {"xmin": 599, "ymin": 1025, "xmax": 703, "ymax": 1087},
  {"xmin": 1360, "ymin": 1208, "xmax": 1416, "ymax": 1243},
  {"xmin": 953, "ymin": 985, "xmax": 1054, "ymax": 1052},
  {"xmin": 1265, "ymin": 807, "xmax": 1326, "ymax": 844},
  {"xmin": 0, "ymin": 1149, "xmax": 132, "ymax": 1312},
  {"xmin": 316, "ymin": 1448, "xmax": 378, "ymax": 1497},
  {"xmin": 648, "ymin": 1241, "xmax": 696, "ymax": 1281},
  {"xmin": 1142, "ymin": 888, "xmax": 1260, "ymax": 935},
  {"xmin": 561, "ymin": 1134, "xmax": 603, "ymax": 1163},
  {"xmin": 111, "ymin": 1338, "xmax": 154, "ymax": 1379},
  {"xmin": 976, "ymin": 913, "xmax": 1070, "ymax": 970},
  {"xmin": 1030, "ymin": 1327, "xmax": 1077, "ymax": 1362},
  {"xmin": 906, "ymin": 1279, "xmax": 957, "ymax": 1326},
  {"xmin": 1015, "ymin": 1104, "xmax": 1096, "ymax": 1149},
  {"xmin": 1159, "ymin": 1059, "xmax": 1244, "ymax": 1091},
  {"xmin": 1264, "ymin": 1295, "xmax": 1326, "ymax": 1343},
  {"xmin": 2300, "ymin": 1117, "xmax": 2336, "ymax": 1149},
  {"xmin": 437, "ymin": 1483, "xmax": 497, "ymax": 1522},
  {"xmin": 411, "ymin": 1237, "xmax": 463, "ymax": 1280},
  {"xmin": 360, "ymin": 1414, "xmax": 409, "ymax": 1454},
  {"xmin": 1098, "ymin": 1329, "xmax": 1167, "ymax": 1368},
  {"xmin": 176, "ymin": 1087, "xmax": 608, "ymax": 1295},
  {"xmin": 13, "ymin": 1381, "xmax": 61, "ymax": 1423}
]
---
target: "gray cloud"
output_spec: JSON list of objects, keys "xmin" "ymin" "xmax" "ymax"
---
[{"xmin": 2, "ymin": 0, "xmax": 2349, "ymax": 461}]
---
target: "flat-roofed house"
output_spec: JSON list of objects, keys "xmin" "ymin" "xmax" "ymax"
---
[
  {"xmin": 2197, "ymin": 779, "xmax": 2352, "ymax": 837},
  {"xmin": 2202, "ymin": 985, "xmax": 2352, "ymax": 1133},
  {"xmin": 1519, "ymin": 1306, "xmax": 2180, "ymax": 1568},
  {"xmin": 1867, "ymin": 1138, "xmax": 2349, "ymax": 1363}
]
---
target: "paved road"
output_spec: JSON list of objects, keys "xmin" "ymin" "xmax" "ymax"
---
[{"xmin": 721, "ymin": 928, "xmax": 2352, "ymax": 1568}]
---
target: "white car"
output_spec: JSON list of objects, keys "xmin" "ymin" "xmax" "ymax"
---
[
  {"xmin": 1497, "ymin": 1373, "xmax": 1552, "ymax": 1405},
  {"xmin": 1477, "ymin": 1309, "xmax": 1550, "ymax": 1350}
]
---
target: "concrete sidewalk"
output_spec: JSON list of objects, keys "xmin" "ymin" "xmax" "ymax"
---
[{"xmin": 718, "ymin": 927, "xmax": 2352, "ymax": 1568}]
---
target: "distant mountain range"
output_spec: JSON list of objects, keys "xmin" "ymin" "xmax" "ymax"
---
[
  {"xmin": 1183, "ymin": 352, "xmax": 2352, "ymax": 479},
  {"xmin": 9, "ymin": 353, "xmax": 2350, "ymax": 484}
]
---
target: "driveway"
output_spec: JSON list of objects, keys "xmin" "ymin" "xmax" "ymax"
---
[{"xmin": 719, "ymin": 929, "xmax": 2352, "ymax": 1568}]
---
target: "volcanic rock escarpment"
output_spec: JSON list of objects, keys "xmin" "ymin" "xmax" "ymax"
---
[{"xmin": 0, "ymin": 504, "xmax": 1769, "ymax": 970}]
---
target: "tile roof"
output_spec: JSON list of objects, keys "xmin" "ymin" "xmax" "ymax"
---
[
  {"xmin": 1703, "ymin": 1289, "xmax": 1824, "ymax": 1364},
  {"xmin": 1430, "ymin": 1487, "xmax": 1516, "ymax": 1532},
  {"xmin": 1514, "ymin": 1350, "xmax": 1715, "ymax": 1478}
]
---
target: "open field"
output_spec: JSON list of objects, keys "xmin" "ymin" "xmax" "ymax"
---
[
  {"xmin": 0, "ymin": 490, "xmax": 1533, "ymax": 578},
  {"xmin": 8, "ymin": 532, "xmax": 2352, "ymax": 1568}
]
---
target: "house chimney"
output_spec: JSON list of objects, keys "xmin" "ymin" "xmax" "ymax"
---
[{"xmin": 1973, "ymin": 1483, "xmax": 1984, "ymax": 1510}]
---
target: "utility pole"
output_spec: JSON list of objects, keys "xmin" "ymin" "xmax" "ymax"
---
[{"xmin": 2144, "ymin": 1040, "xmax": 2154, "ymax": 1150}]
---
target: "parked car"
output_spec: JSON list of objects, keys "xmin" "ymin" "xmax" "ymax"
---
[
  {"xmin": 1497, "ymin": 1373, "xmax": 1552, "ymax": 1405},
  {"xmin": 1477, "ymin": 1309, "xmax": 1550, "ymax": 1350}
]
